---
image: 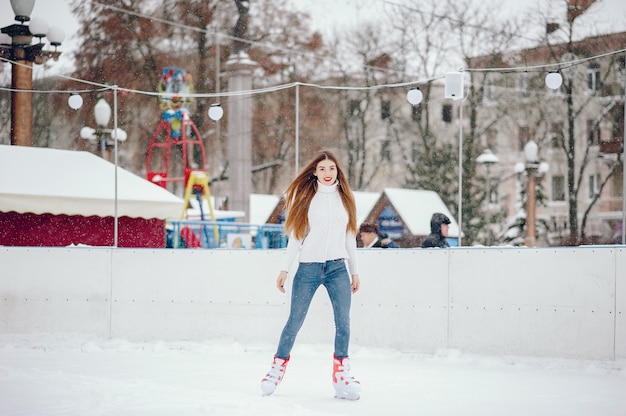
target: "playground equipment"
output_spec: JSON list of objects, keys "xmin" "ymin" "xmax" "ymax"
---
[
  {"xmin": 147, "ymin": 66, "xmax": 218, "ymax": 245},
  {"xmin": 147, "ymin": 66, "xmax": 202, "ymax": 190}
]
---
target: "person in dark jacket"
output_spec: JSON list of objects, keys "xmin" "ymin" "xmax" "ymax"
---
[
  {"xmin": 358, "ymin": 222, "xmax": 399, "ymax": 248},
  {"xmin": 421, "ymin": 213, "xmax": 451, "ymax": 248}
]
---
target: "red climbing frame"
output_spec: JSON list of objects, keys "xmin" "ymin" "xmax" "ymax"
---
[{"xmin": 146, "ymin": 112, "xmax": 207, "ymax": 190}]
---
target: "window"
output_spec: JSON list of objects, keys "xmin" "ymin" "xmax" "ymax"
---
[
  {"xmin": 380, "ymin": 140, "xmax": 391, "ymax": 161},
  {"xmin": 381, "ymin": 100, "xmax": 391, "ymax": 120},
  {"xmin": 483, "ymin": 77, "xmax": 497, "ymax": 103},
  {"xmin": 588, "ymin": 173, "xmax": 601, "ymax": 198},
  {"xmin": 411, "ymin": 105, "xmax": 421, "ymax": 123},
  {"xmin": 516, "ymin": 72, "xmax": 530, "ymax": 98},
  {"xmin": 613, "ymin": 169, "xmax": 623, "ymax": 197},
  {"xmin": 349, "ymin": 100, "xmax": 361, "ymax": 117},
  {"xmin": 442, "ymin": 104, "xmax": 452, "ymax": 123},
  {"xmin": 485, "ymin": 128, "xmax": 497, "ymax": 151},
  {"xmin": 411, "ymin": 142, "xmax": 419, "ymax": 163},
  {"xmin": 552, "ymin": 175, "xmax": 565, "ymax": 201},
  {"xmin": 518, "ymin": 126, "xmax": 531, "ymax": 151},
  {"xmin": 587, "ymin": 119, "xmax": 600, "ymax": 146},
  {"xmin": 488, "ymin": 186, "xmax": 498, "ymax": 204},
  {"xmin": 587, "ymin": 64, "xmax": 601, "ymax": 92},
  {"xmin": 550, "ymin": 122, "xmax": 563, "ymax": 148}
]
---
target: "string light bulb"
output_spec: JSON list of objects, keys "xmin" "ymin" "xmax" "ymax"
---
[
  {"xmin": 545, "ymin": 72, "xmax": 563, "ymax": 90},
  {"xmin": 208, "ymin": 103, "xmax": 224, "ymax": 121},
  {"xmin": 68, "ymin": 94, "xmax": 83, "ymax": 110},
  {"xmin": 406, "ymin": 88, "xmax": 423, "ymax": 105}
]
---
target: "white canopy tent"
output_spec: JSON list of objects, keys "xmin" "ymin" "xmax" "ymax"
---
[{"xmin": 0, "ymin": 145, "xmax": 183, "ymax": 219}]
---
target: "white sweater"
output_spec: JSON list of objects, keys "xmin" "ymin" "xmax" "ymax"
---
[{"xmin": 282, "ymin": 181, "xmax": 358, "ymax": 275}]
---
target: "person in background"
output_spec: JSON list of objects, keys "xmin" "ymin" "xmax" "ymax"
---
[
  {"xmin": 421, "ymin": 213, "xmax": 451, "ymax": 248},
  {"xmin": 358, "ymin": 222, "xmax": 399, "ymax": 248},
  {"xmin": 260, "ymin": 150, "xmax": 361, "ymax": 400}
]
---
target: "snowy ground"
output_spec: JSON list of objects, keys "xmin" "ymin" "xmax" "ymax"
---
[{"xmin": 1, "ymin": 334, "xmax": 625, "ymax": 416}]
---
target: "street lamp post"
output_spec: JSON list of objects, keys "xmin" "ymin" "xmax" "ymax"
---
[
  {"xmin": 0, "ymin": 0, "xmax": 65, "ymax": 147},
  {"xmin": 476, "ymin": 148, "xmax": 499, "ymax": 207},
  {"xmin": 80, "ymin": 98, "xmax": 127, "ymax": 161},
  {"xmin": 516, "ymin": 140, "xmax": 549, "ymax": 247},
  {"xmin": 622, "ymin": 57, "xmax": 626, "ymax": 244},
  {"xmin": 525, "ymin": 166, "xmax": 538, "ymax": 247}
]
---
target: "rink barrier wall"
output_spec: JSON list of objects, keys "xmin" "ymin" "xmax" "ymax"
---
[{"xmin": 0, "ymin": 246, "xmax": 624, "ymax": 360}]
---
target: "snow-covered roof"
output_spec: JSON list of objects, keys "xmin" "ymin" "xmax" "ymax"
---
[
  {"xmin": 187, "ymin": 194, "xmax": 283, "ymax": 224},
  {"xmin": 249, "ymin": 193, "xmax": 280, "ymax": 225},
  {"xmin": 354, "ymin": 191, "xmax": 381, "ymax": 225},
  {"xmin": 187, "ymin": 198, "xmax": 245, "ymax": 220},
  {"xmin": 382, "ymin": 188, "xmax": 459, "ymax": 237},
  {"xmin": 0, "ymin": 145, "xmax": 184, "ymax": 220},
  {"xmin": 248, "ymin": 191, "xmax": 384, "ymax": 227}
]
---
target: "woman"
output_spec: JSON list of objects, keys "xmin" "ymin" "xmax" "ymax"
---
[{"xmin": 261, "ymin": 150, "xmax": 361, "ymax": 400}]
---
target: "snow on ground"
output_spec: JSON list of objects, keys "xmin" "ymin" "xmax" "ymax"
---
[{"xmin": 1, "ymin": 333, "xmax": 625, "ymax": 416}]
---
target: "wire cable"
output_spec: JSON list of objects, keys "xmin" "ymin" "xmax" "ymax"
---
[{"xmin": 2, "ymin": 43, "xmax": 625, "ymax": 97}]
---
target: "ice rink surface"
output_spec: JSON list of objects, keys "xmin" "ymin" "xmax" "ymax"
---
[{"xmin": 1, "ymin": 334, "xmax": 625, "ymax": 416}]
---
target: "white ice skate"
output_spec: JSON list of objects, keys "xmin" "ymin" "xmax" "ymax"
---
[
  {"xmin": 261, "ymin": 356, "xmax": 289, "ymax": 396},
  {"xmin": 332, "ymin": 356, "xmax": 361, "ymax": 400}
]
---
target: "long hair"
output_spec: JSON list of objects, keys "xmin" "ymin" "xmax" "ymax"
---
[{"xmin": 284, "ymin": 150, "xmax": 357, "ymax": 240}]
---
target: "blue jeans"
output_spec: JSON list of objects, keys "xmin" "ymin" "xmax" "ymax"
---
[{"xmin": 276, "ymin": 259, "xmax": 352, "ymax": 359}]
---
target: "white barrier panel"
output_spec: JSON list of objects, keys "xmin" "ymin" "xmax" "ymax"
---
[
  {"xmin": 0, "ymin": 247, "xmax": 112, "ymax": 337},
  {"xmin": 350, "ymin": 249, "xmax": 450, "ymax": 352},
  {"xmin": 109, "ymin": 249, "xmax": 289, "ymax": 342},
  {"xmin": 617, "ymin": 248, "xmax": 626, "ymax": 358},
  {"xmin": 448, "ymin": 247, "xmax": 617, "ymax": 358},
  {"xmin": 0, "ymin": 246, "xmax": 623, "ymax": 360}
]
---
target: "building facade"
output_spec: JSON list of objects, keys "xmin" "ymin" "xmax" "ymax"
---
[{"xmin": 469, "ymin": 31, "xmax": 625, "ymax": 245}]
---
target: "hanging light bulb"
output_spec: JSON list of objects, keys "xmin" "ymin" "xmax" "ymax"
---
[
  {"xmin": 545, "ymin": 72, "xmax": 563, "ymax": 90},
  {"xmin": 406, "ymin": 88, "xmax": 423, "ymax": 105},
  {"xmin": 208, "ymin": 103, "xmax": 224, "ymax": 121},
  {"xmin": 67, "ymin": 94, "xmax": 83, "ymax": 110}
]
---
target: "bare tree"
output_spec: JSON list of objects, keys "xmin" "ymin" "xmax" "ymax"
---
[
  {"xmin": 382, "ymin": 0, "xmax": 524, "ymax": 244},
  {"xmin": 246, "ymin": 0, "xmax": 332, "ymax": 193},
  {"xmin": 522, "ymin": 0, "xmax": 624, "ymax": 244},
  {"xmin": 446, "ymin": 0, "xmax": 527, "ymax": 244},
  {"xmin": 324, "ymin": 22, "xmax": 407, "ymax": 190},
  {"xmin": 385, "ymin": 1, "xmax": 460, "ymax": 203},
  {"xmin": 67, "ymin": 1, "xmax": 209, "ymax": 175}
]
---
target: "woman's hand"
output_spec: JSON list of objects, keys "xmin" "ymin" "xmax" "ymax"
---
[
  {"xmin": 351, "ymin": 274, "xmax": 360, "ymax": 293},
  {"xmin": 277, "ymin": 270, "xmax": 288, "ymax": 293}
]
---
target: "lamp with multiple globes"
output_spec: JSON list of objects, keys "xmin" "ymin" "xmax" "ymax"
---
[
  {"xmin": 79, "ymin": 98, "xmax": 127, "ymax": 161},
  {"xmin": 0, "ymin": 0, "xmax": 65, "ymax": 147}
]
